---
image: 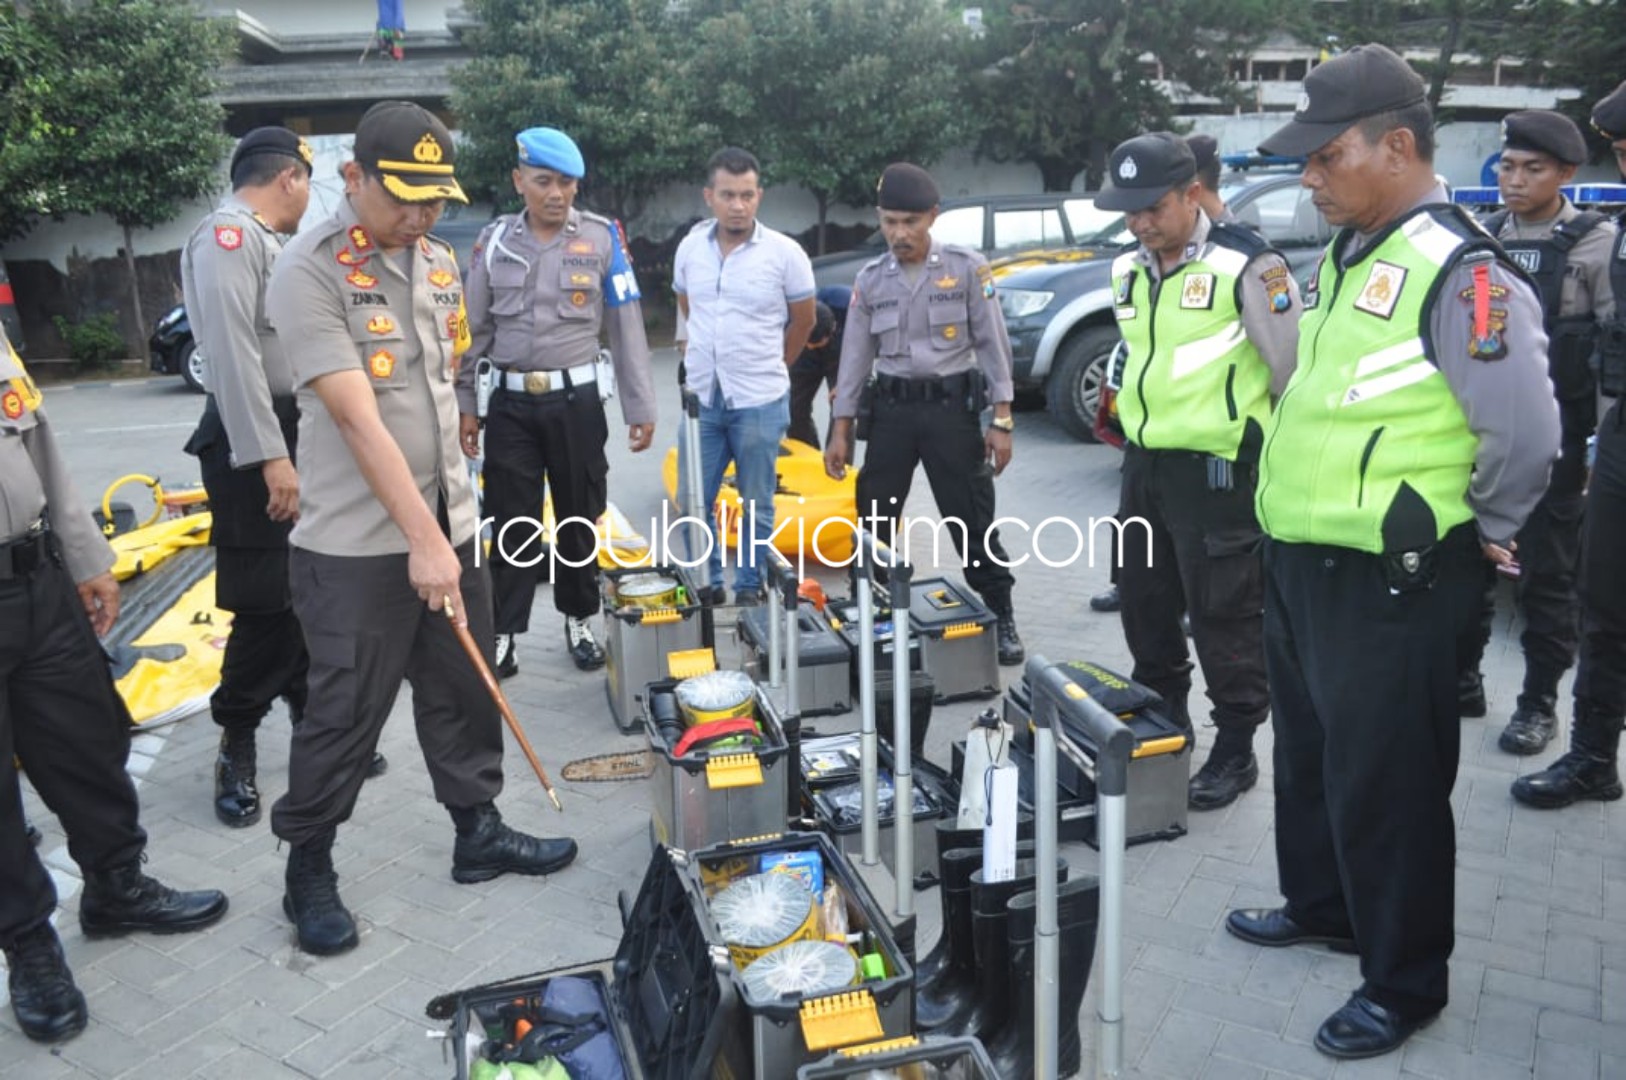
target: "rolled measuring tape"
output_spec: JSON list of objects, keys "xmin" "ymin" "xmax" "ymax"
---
[
  {"xmin": 740, "ymin": 939, "xmax": 858, "ymax": 1002},
  {"xmin": 712, "ymin": 872, "xmax": 817, "ymax": 969}
]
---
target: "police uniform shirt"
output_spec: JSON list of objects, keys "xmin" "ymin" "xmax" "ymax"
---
[
  {"xmin": 832, "ymin": 241, "xmax": 1015, "ymax": 418},
  {"xmin": 1342, "ymin": 184, "xmax": 1558, "ymax": 545},
  {"xmin": 0, "ymin": 328, "xmax": 115, "ymax": 581},
  {"xmin": 1494, "ymin": 196, "xmax": 1618, "ymax": 322},
  {"xmin": 265, "ymin": 198, "xmax": 476, "ymax": 557},
  {"xmin": 456, "ymin": 207, "xmax": 656, "ymax": 425},
  {"xmin": 1130, "ymin": 209, "xmax": 1301, "ymax": 396}
]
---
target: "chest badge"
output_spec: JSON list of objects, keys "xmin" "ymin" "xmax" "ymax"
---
[
  {"xmin": 346, "ymin": 269, "xmax": 379, "ymax": 290},
  {"xmin": 336, "ymin": 248, "xmax": 369, "ymax": 267},
  {"xmin": 942, "ymin": 325, "xmax": 959, "ymax": 341},
  {"xmin": 934, "ymin": 274, "xmax": 959, "ymax": 289},
  {"xmin": 365, "ymin": 315, "xmax": 397, "ymax": 335},
  {"xmin": 1507, "ymin": 249, "xmax": 1541, "ymax": 273},
  {"xmin": 348, "ymin": 226, "xmax": 373, "ymax": 252},
  {"xmin": 368, "ymin": 349, "xmax": 396, "ymax": 379},
  {"xmin": 571, "ymin": 291, "xmax": 588, "ymax": 307},
  {"xmin": 1354, "ymin": 261, "xmax": 1407, "ymax": 320},
  {"xmin": 428, "ymin": 268, "xmax": 456, "ymax": 288},
  {"xmin": 214, "ymin": 225, "xmax": 243, "ymax": 251},
  {"xmin": 1180, "ymin": 272, "xmax": 1215, "ymax": 310},
  {"xmin": 1, "ymin": 388, "xmax": 23, "ymax": 420},
  {"xmin": 568, "ymin": 240, "xmax": 594, "ymax": 255},
  {"xmin": 570, "ymin": 272, "xmax": 593, "ymax": 286},
  {"xmin": 1114, "ymin": 273, "xmax": 1133, "ymax": 305}
]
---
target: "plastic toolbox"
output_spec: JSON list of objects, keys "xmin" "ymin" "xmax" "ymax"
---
[
  {"xmin": 430, "ymin": 847, "xmax": 734, "ymax": 1080},
  {"xmin": 805, "ymin": 749, "xmax": 946, "ymax": 882},
  {"xmin": 602, "ymin": 564, "xmax": 714, "ymax": 733},
  {"xmin": 737, "ymin": 601, "xmax": 852, "ymax": 717},
  {"xmin": 827, "ymin": 595, "xmax": 922, "ymax": 688},
  {"xmin": 908, "ymin": 577, "xmax": 1000, "ymax": 703},
  {"xmin": 684, "ymin": 830, "xmax": 916, "ymax": 1076},
  {"xmin": 647, "ymin": 676, "xmax": 791, "ymax": 853},
  {"xmin": 798, "ymin": 1035, "xmax": 999, "ymax": 1078}
]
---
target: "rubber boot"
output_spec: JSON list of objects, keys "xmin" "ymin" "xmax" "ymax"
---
[
  {"xmin": 986, "ymin": 877, "xmax": 1101, "ymax": 1079},
  {"xmin": 283, "ymin": 831, "xmax": 358, "ymax": 956},
  {"xmin": 916, "ymin": 818, "xmax": 1037, "ymax": 989},
  {"xmin": 932, "ymin": 856, "xmax": 1067, "ymax": 1039},
  {"xmin": 1511, "ymin": 705, "xmax": 1624, "ymax": 809},
  {"xmin": 214, "ymin": 728, "xmax": 260, "ymax": 827}
]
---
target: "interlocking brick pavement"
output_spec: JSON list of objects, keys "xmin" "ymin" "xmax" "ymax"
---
[{"xmin": 5, "ymin": 351, "xmax": 1621, "ymax": 1078}]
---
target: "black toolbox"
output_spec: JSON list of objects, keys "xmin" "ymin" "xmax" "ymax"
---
[
  {"xmin": 798, "ymin": 1035, "xmax": 999, "ymax": 1078},
  {"xmin": 737, "ymin": 601, "xmax": 852, "ymax": 717},
  {"xmin": 602, "ymin": 564, "xmax": 714, "ymax": 733},
  {"xmin": 828, "ymin": 596, "xmax": 922, "ymax": 689},
  {"xmin": 800, "ymin": 735, "xmax": 949, "ymax": 881},
  {"xmin": 954, "ymin": 737, "xmax": 1096, "ymax": 845},
  {"xmin": 908, "ymin": 577, "xmax": 1000, "ymax": 703}
]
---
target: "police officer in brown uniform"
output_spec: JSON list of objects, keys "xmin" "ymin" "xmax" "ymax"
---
[
  {"xmin": 265, "ymin": 102, "xmax": 575, "ymax": 957},
  {"xmin": 1, "ymin": 326, "xmax": 227, "ymax": 1042},
  {"xmin": 826, "ymin": 163, "xmax": 1025, "ymax": 665},
  {"xmin": 1457, "ymin": 111, "xmax": 1616, "ymax": 753},
  {"xmin": 183, "ymin": 127, "xmax": 386, "ymax": 829},
  {"xmin": 456, "ymin": 126, "xmax": 656, "ymax": 677}
]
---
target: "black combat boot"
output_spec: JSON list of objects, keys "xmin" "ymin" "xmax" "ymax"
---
[
  {"xmin": 214, "ymin": 728, "xmax": 260, "ymax": 827},
  {"xmin": 4, "ymin": 923, "xmax": 87, "ymax": 1043},
  {"xmin": 985, "ymin": 595, "xmax": 1025, "ymax": 667},
  {"xmin": 449, "ymin": 803, "xmax": 577, "ymax": 884},
  {"xmin": 1498, "ymin": 703, "xmax": 1558, "ymax": 756},
  {"xmin": 283, "ymin": 831, "xmax": 358, "ymax": 956},
  {"xmin": 1457, "ymin": 669, "xmax": 1487, "ymax": 718},
  {"xmin": 986, "ymin": 876, "xmax": 1102, "ymax": 1080},
  {"xmin": 1187, "ymin": 727, "xmax": 1259, "ymax": 811},
  {"xmin": 79, "ymin": 859, "xmax": 228, "ymax": 937},
  {"xmin": 1511, "ymin": 706, "xmax": 1624, "ymax": 809}
]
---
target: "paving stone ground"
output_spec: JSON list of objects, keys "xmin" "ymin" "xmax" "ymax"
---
[{"xmin": 4, "ymin": 354, "xmax": 1621, "ymax": 1078}]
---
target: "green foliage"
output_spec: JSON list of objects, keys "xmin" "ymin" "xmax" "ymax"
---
[
  {"xmin": 53, "ymin": 313, "xmax": 128, "ymax": 369},
  {"xmin": 1516, "ymin": 0, "xmax": 1626, "ymax": 148}
]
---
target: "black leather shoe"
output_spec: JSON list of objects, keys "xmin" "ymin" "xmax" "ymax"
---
[
  {"xmin": 79, "ymin": 861, "xmax": 228, "ymax": 937},
  {"xmin": 1498, "ymin": 707, "xmax": 1557, "ymax": 756},
  {"xmin": 564, "ymin": 617, "xmax": 606, "ymax": 671},
  {"xmin": 1225, "ymin": 907, "xmax": 1356, "ymax": 953},
  {"xmin": 284, "ymin": 834, "xmax": 358, "ymax": 956},
  {"xmin": 1511, "ymin": 750, "xmax": 1623, "ymax": 809},
  {"xmin": 996, "ymin": 616, "xmax": 1025, "ymax": 666},
  {"xmin": 494, "ymin": 634, "xmax": 518, "ymax": 680},
  {"xmin": 1188, "ymin": 751, "xmax": 1258, "ymax": 811},
  {"xmin": 4, "ymin": 923, "xmax": 87, "ymax": 1043},
  {"xmin": 366, "ymin": 752, "xmax": 388, "ymax": 779},
  {"xmin": 1314, "ymin": 992, "xmax": 1436, "ymax": 1059},
  {"xmin": 214, "ymin": 729, "xmax": 260, "ymax": 828},
  {"xmin": 1457, "ymin": 670, "xmax": 1486, "ymax": 718},
  {"xmin": 1089, "ymin": 586, "xmax": 1121, "ymax": 613},
  {"xmin": 451, "ymin": 804, "xmax": 577, "ymax": 884}
]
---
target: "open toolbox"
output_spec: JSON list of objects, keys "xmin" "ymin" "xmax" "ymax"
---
[
  {"xmin": 646, "ymin": 662, "xmax": 791, "ymax": 853},
  {"xmin": 737, "ymin": 600, "xmax": 852, "ymax": 718},
  {"xmin": 797, "ymin": 1035, "xmax": 999, "ymax": 1079},
  {"xmin": 907, "ymin": 577, "xmax": 999, "ymax": 703},
  {"xmin": 603, "ymin": 564, "xmax": 714, "ymax": 733},
  {"xmin": 827, "ymin": 594, "xmax": 922, "ymax": 689},
  {"xmin": 799, "ymin": 733, "xmax": 950, "ymax": 881}
]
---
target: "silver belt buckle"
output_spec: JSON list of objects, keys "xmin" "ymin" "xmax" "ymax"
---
[{"xmin": 523, "ymin": 371, "xmax": 552, "ymax": 395}]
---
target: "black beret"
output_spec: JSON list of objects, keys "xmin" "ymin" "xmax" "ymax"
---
[
  {"xmin": 230, "ymin": 127, "xmax": 314, "ymax": 179},
  {"xmin": 1592, "ymin": 80, "xmax": 1626, "ymax": 142},
  {"xmin": 876, "ymin": 163, "xmax": 940, "ymax": 212},
  {"xmin": 1502, "ymin": 110, "xmax": 1587, "ymax": 166},
  {"xmin": 1097, "ymin": 132, "xmax": 1197, "ymax": 212},
  {"xmin": 1186, "ymin": 133, "xmax": 1220, "ymax": 172}
]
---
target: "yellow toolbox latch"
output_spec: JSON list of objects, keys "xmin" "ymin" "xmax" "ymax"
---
[
  {"xmin": 705, "ymin": 753, "xmax": 763, "ymax": 789},
  {"xmin": 799, "ymin": 990, "xmax": 884, "ymax": 1051},
  {"xmin": 640, "ymin": 607, "xmax": 682, "ymax": 625},
  {"xmin": 940, "ymin": 621, "xmax": 985, "ymax": 640},
  {"xmin": 841, "ymin": 1036, "xmax": 920, "ymax": 1057},
  {"xmin": 1132, "ymin": 735, "xmax": 1190, "ymax": 759},
  {"xmin": 667, "ymin": 648, "xmax": 716, "ymax": 679}
]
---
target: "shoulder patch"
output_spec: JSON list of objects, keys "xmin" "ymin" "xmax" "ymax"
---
[{"xmin": 215, "ymin": 225, "xmax": 243, "ymax": 251}]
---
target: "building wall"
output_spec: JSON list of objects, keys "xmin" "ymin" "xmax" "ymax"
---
[{"xmin": 228, "ymin": 0, "xmax": 455, "ymax": 39}]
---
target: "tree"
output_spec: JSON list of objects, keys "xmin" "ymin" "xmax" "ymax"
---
[
  {"xmin": 968, "ymin": 1, "xmax": 1285, "ymax": 192},
  {"xmin": 682, "ymin": 0, "xmax": 973, "ymax": 252},
  {"xmin": 2, "ymin": 0, "xmax": 234, "ymax": 345},
  {"xmin": 452, "ymin": 0, "xmax": 713, "ymax": 224},
  {"xmin": 0, "ymin": 4, "xmax": 67, "ymax": 240}
]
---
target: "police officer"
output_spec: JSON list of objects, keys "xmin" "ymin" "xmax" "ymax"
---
[
  {"xmin": 787, "ymin": 294, "xmax": 843, "ymax": 449},
  {"xmin": 182, "ymin": 127, "xmax": 386, "ymax": 829},
  {"xmin": 826, "ymin": 162, "xmax": 1025, "ymax": 665},
  {"xmin": 1457, "ymin": 111, "xmax": 1615, "ymax": 753},
  {"xmin": 1223, "ymin": 47, "xmax": 1559, "ymax": 1059},
  {"xmin": 456, "ymin": 127, "xmax": 656, "ymax": 677},
  {"xmin": 1186, "ymin": 133, "xmax": 1238, "ymax": 225},
  {"xmin": 1, "ymin": 325, "xmax": 227, "ymax": 1042},
  {"xmin": 1099, "ymin": 132, "xmax": 1299, "ymax": 811},
  {"xmin": 1512, "ymin": 83, "xmax": 1626, "ymax": 809},
  {"xmin": 265, "ymin": 102, "xmax": 575, "ymax": 957}
]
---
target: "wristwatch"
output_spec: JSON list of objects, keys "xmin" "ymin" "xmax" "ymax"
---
[{"xmin": 990, "ymin": 415, "xmax": 1015, "ymax": 432}]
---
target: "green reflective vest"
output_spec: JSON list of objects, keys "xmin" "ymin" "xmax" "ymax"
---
[
  {"xmin": 1111, "ymin": 226, "xmax": 1273, "ymax": 460},
  {"xmin": 1255, "ymin": 206, "xmax": 1488, "ymax": 554}
]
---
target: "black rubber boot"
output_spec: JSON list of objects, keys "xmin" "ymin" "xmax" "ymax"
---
[
  {"xmin": 915, "ymin": 847, "xmax": 983, "ymax": 1030},
  {"xmin": 4, "ymin": 922, "xmax": 87, "ymax": 1043},
  {"xmin": 914, "ymin": 820, "xmax": 983, "ymax": 988},
  {"xmin": 283, "ymin": 831, "xmax": 359, "ymax": 956},
  {"xmin": 1511, "ymin": 706, "xmax": 1624, "ymax": 809},
  {"xmin": 79, "ymin": 860, "xmax": 228, "ymax": 937},
  {"xmin": 214, "ymin": 728, "xmax": 260, "ymax": 828},
  {"xmin": 986, "ymin": 877, "xmax": 1102, "ymax": 1080},
  {"xmin": 450, "ymin": 803, "xmax": 578, "ymax": 884},
  {"xmin": 935, "ymin": 856, "xmax": 1067, "ymax": 1039}
]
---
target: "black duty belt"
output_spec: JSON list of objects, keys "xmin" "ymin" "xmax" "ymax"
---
[
  {"xmin": 0, "ymin": 524, "xmax": 49, "ymax": 580},
  {"xmin": 874, "ymin": 371, "xmax": 978, "ymax": 403}
]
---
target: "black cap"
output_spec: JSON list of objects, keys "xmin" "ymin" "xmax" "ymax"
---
[
  {"xmin": 1260, "ymin": 44, "xmax": 1427, "ymax": 158},
  {"xmin": 1186, "ymin": 133, "xmax": 1219, "ymax": 173},
  {"xmin": 352, "ymin": 101, "xmax": 467, "ymax": 204},
  {"xmin": 230, "ymin": 127, "xmax": 314, "ymax": 180},
  {"xmin": 1096, "ymin": 133, "xmax": 1196, "ymax": 213},
  {"xmin": 1502, "ymin": 110, "xmax": 1587, "ymax": 166},
  {"xmin": 1592, "ymin": 80, "xmax": 1626, "ymax": 142},
  {"xmin": 876, "ymin": 163, "xmax": 940, "ymax": 211}
]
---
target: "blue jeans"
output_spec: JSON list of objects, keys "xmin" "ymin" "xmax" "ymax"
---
[{"xmin": 678, "ymin": 388, "xmax": 789, "ymax": 591}]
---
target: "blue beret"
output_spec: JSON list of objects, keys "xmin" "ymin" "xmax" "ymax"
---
[{"xmin": 515, "ymin": 127, "xmax": 585, "ymax": 179}]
